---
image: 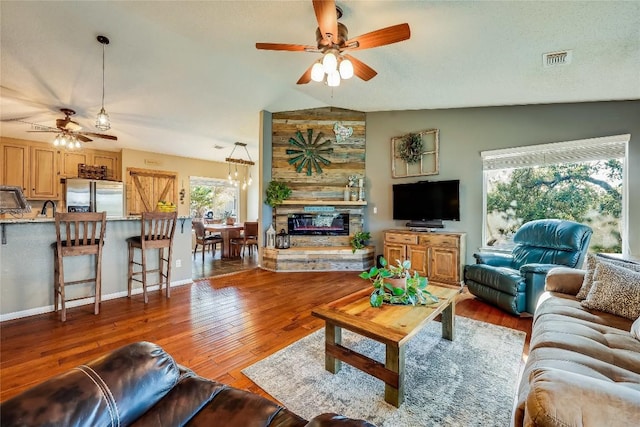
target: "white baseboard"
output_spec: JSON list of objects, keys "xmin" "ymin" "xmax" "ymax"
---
[{"xmin": 0, "ymin": 279, "xmax": 193, "ymax": 322}]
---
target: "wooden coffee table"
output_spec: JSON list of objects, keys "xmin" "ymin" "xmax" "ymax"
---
[{"xmin": 311, "ymin": 284, "xmax": 462, "ymax": 407}]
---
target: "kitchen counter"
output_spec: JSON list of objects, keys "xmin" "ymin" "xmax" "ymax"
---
[
  {"xmin": 0, "ymin": 217, "xmax": 193, "ymax": 321},
  {"xmin": 0, "ymin": 215, "xmax": 191, "ymax": 224}
]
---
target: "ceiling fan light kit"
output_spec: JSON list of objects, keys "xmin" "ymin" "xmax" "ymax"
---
[
  {"xmin": 95, "ymin": 35, "xmax": 111, "ymax": 131},
  {"xmin": 256, "ymin": 0, "xmax": 410, "ymax": 86}
]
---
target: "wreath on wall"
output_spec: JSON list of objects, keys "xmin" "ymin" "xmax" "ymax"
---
[{"xmin": 398, "ymin": 133, "xmax": 424, "ymax": 164}]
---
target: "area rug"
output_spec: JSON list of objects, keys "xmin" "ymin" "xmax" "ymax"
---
[{"xmin": 242, "ymin": 316, "xmax": 525, "ymax": 427}]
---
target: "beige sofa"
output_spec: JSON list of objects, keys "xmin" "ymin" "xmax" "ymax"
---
[{"xmin": 514, "ymin": 264, "xmax": 640, "ymax": 426}]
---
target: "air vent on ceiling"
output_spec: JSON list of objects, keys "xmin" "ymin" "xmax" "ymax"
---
[
  {"xmin": 543, "ymin": 50, "xmax": 572, "ymax": 68},
  {"xmin": 213, "ymin": 145, "xmax": 225, "ymax": 150}
]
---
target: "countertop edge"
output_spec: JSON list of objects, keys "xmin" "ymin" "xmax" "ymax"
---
[{"xmin": 0, "ymin": 216, "xmax": 192, "ymax": 224}]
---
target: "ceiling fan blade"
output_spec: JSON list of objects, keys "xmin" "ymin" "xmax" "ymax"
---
[
  {"xmin": 76, "ymin": 134, "xmax": 92, "ymax": 143},
  {"xmin": 343, "ymin": 54, "xmax": 377, "ymax": 81},
  {"xmin": 82, "ymin": 132, "xmax": 118, "ymax": 141},
  {"xmin": 256, "ymin": 43, "xmax": 315, "ymax": 52},
  {"xmin": 26, "ymin": 130, "xmax": 57, "ymax": 134},
  {"xmin": 313, "ymin": 0, "xmax": 338, "ymax": 46},
  {"xmin": 296, "ymin": 63, "xmax": 314, "ymax": 85},
  {"xmin": 345, "ymin": 23, "xmax": 411, "ymax": 50}
]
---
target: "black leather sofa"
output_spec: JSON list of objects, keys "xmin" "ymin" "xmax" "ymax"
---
[{"xmin": 0, "ymin": 341, "xmax": 375, "ymax": 427}]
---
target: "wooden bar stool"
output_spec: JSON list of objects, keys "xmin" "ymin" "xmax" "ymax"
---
[
  {"xmin": 127, "ymin": 212, "xmax": 177, "ymax": 303},
  {"xmin": 53, "ymin": 212, "xmax": 107, "ymax": 322}
]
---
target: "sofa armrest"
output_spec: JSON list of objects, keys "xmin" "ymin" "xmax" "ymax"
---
[
  {"xmin": 525, "ymin": 368, "xmax": 640, "ymax": 427},
  {"xmin": 519, "ymin": 263, "xmax": 563, "ymax": 275},
  {"xmin": 0, "ymin": 342, "xmax": 180, "ymax": 427},
  {"xmin": 473, "ymin": 252, "xmax": 513, "ymax": 267},
  {"xmin": 544, "ymin": 267, "xmax": 586, "ymax": 295}
]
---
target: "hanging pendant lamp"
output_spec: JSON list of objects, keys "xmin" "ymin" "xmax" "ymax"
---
[{"xmin": 95, "ymin": 35, "xmax": 111, "ymax": 131}]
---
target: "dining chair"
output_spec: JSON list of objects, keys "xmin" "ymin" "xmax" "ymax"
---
[
  {"xmin": 228, "ymin": 228, "xmax": 243, "ymax": 258},
  {"xmin": 238, "ymin": 221, "xmax": 259, "ymax": 257},
  {"xmin": 193, "ymin": 220, "xmax": 223, "ymax": 262}
]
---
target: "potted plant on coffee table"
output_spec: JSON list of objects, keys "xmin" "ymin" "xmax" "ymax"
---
[{"xmin": 359, "ymin": 257, "xmax": 439, "ymax": 308}]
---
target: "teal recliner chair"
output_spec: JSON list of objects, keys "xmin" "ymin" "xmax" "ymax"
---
[{"xmin": 464, "ymin": 219, "xmax": 592, "ymax": 315}]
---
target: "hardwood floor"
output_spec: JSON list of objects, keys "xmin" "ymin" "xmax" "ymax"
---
[
  {"xmin": 191, "ymin": 246, "xmax": 258, "ymax": 279},
  {"xmin": 0, "ymin": 269, "xmax": 532, "ymax": 402}
]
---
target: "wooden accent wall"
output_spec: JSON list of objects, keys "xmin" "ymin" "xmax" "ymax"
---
[
  {"xmin": 271, "ymin": 107, "xmax": 366, "ymax": 247},
  {"xmin": 272, "ymin": 107, "xmax": 366, "ymax": 199}
]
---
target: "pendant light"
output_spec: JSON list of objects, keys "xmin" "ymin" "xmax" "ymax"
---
[
  {"xmin": 225, "ymin": 142, "xmax": 255, "ymax": 190},
  {"xmin": 95, "ymin": 35, "xmax": 111, "ymax": 131}
]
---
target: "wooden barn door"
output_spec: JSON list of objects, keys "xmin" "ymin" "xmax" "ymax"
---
[{"xmin": 126, "ymin": 167, "xmax": 178, "ymax": 215}]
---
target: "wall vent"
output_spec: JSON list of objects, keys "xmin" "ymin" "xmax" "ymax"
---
[{"xmin": 543, "ymin": 50, "xmax": 572, "ymax": 67}]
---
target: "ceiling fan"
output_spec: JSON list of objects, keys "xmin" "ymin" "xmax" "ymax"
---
[
  {"xmin": 22, "ymin": 108, "xmax": 117, "ymax": 144},
  {"xmin": 256, "ymin": 0, "xmax": 411, "ymax": 85}
]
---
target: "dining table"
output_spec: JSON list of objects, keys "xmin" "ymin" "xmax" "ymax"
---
[{"xmin": 204, "ymin": 223, "xmax": 244, "ymax": 259}]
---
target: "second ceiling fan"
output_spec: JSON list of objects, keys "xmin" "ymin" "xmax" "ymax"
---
[{"xmin": 256, "ymin": 0, "xmax": 411, "ymax": 86}]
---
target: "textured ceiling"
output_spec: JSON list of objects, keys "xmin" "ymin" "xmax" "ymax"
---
[{"xmin": 1, "ymin": 1, "xmax": 639, "ymax": 163}]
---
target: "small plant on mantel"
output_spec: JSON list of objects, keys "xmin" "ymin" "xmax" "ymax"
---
[
  {"xmin": 359, "ymin": 257, "xmax": 439, "ymax": 308},
  {"xmin": 350, "ymin": 231, "xmax": 371, "ymax": 253}
]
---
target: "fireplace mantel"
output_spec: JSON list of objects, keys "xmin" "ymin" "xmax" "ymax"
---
[{"xmin": 280, "ymin": 200, "xmax": 367, "ymax": 206}]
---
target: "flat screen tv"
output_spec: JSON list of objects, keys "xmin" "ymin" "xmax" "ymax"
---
[{"xmin": 392, "ymin": 180, "xmax": 460, "ymax": 227}]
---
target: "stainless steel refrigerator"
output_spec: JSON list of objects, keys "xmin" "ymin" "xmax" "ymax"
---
[{"xmin": 65, "ymin": 178, "xmax": 124, "ymax": 218}]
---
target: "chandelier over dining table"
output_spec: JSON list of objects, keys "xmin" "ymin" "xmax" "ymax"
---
[{"xmin": 226, "ymin": 142, "xmax": 254, "ymax": 190}]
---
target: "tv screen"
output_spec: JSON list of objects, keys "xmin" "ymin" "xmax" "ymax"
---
[{"xmin": 393, "ymin": 180, "xmax": 460, "ymax": 222}]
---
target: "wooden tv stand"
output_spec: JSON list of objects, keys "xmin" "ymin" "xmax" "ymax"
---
[{"xmin": 383, "ymin": 229, "xmax": 466, "ymax": 287}]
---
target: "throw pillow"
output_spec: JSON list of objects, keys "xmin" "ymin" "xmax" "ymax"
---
[
  {"xmin": 581, "ymin": 261, "xmax": 640, "ymax": 320},
  {"xmin": 576, "ymin": 254, "xmax": 640, "ymax": 300},
  {"xmin": 632, "ymin": 316, "xmax": 640, "ymax": 341}
]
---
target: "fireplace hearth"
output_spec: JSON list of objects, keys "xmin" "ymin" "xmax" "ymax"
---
[{"xmin": 288, "ymin": 213, "xmax": 349, "ymax": 236}]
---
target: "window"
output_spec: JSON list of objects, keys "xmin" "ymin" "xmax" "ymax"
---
[
  {"xmin": 481, "ymin": 134, "xmax": 629, "ymax": 255},
  {"xmin": 189, "ymin": 177, "xmax": 239, "ymax": 220}
]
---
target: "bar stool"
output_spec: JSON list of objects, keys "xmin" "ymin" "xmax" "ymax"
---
[
  {"xmin": 53, "ymin": 212, "xmax": 107, "ymax": 322},
  {"xmin": 127, "ymin": 212, "xmax": 177, "ymax": 303}
]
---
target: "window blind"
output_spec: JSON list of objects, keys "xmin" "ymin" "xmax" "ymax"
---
[{"xmin": 481, "ymin": 134, "xmax": 629, "ymax": 171}]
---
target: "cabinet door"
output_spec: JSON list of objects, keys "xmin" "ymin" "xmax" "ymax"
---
[
  {"xmin": 407, "ymin": 244, "xmax": 428, "ymax": 276},
  {"xmin": 92, "ymin": 151, "xmax": 120, "ymax": 180},
  {"xmin": 1, "ymin": 143, "xmax": 29, "ymax": 193},
  {"xmin": 60, "ymin": 151, "xmax": 89, "ymax": 178},
  {"xmin": 30, "ymin": 146, "xmax": 58, "ymax": 199},
  {"xmin": 429, "ymin": 246, "xmax": 460, "ymax": 285},
  {"xmin": 384, "ymin": 243, "xmax": 406, "ymax": 265}
]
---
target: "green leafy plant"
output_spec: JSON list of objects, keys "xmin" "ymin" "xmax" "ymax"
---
[
  {"xmin": 359, "ymin": 257, "xmax": 439, "ymax": 308},
  {"xmin": 265, "ymin": 181, "xmax": 292, "ymax": 208},
  {"xmin": 350, "ymin": 231, "xmax": 371, "ymax": 253}
]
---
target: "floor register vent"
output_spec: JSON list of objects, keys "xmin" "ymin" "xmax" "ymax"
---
[{"xmin": 543, "ymin": 50, "xmax": 572, "ymax": 67}]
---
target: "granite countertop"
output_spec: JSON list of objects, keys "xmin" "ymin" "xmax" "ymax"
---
[{"xmin": 0, "ymin": 216, "xmax": 192, "ymax": 224}]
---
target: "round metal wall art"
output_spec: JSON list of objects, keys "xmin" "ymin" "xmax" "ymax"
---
[{"xmin": 286, "ymin": 129, "xmax": 333, "ymax": 176}]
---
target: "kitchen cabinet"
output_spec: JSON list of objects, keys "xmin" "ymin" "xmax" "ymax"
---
[
  {"xmin": 30, "ymin": 145, "xmax": 58, "ymax": 199},
  {"xmin": 1, "ymin": 142, "xmax": 29, "ymax": 192},
  {"xmin": 1, "ymin": 140, "xmax": 58, "ymax": 199},
  {"xmin": 1, "ymin": 138, "xmax": 122, "ymax": 201},
  {"xmin": 60, "ymin": 151, "xmax": 91, "ymax": 178},
  {"xmin": 383, "ymin": 230, "xmax": 466, "ymax": 287},
  {"xmin": 59, "ymin": 149, "xmax": 120, "ymax": 180},
  {"xmin": 92, "ymin": 150, "xmax": 120, "ymax": 180}
]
